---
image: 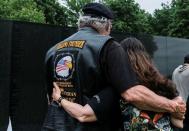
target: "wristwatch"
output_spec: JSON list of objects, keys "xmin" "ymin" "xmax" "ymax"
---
[{"xmin": 57, "ymin": 96, "xmax": 64, "ymax": 107}]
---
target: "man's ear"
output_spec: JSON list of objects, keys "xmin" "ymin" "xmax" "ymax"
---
[
  {"xmin": 105, "ymin": 21, "xmax": 109, "ymax": 32},
  {"xmin": 106, "ymin": 21, "xmax": 112, "ymax": 34}
]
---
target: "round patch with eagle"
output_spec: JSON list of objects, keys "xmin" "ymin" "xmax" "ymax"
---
[{"xmin": 54, "ymin": 53, "xmax": 75, "ymax": 80}]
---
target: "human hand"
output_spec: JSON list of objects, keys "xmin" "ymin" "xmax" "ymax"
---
[
  {"xmin": 52, "ymin": 82, "xmax": 61, "ymax": 102},
  {"xmin": 171, "ymin": 96, "xmax": 186, "ymax": 119},
  {"xmin": 174, "ymin": 96, "xmax": 185, "ymax": 104},
  {"xmin": 171, "ymin": 112, "xmax": 185, "ymax": 120},
  {"xmin": 173, "ymin": 96, "xmax": 186, "ymax": 113}
]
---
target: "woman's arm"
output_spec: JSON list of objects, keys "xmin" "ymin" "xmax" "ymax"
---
[{"xmin": 52, "ymin": 82, "xmax": 97, "ymax": 122}]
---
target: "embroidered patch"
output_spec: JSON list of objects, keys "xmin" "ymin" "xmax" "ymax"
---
[
  {"xmin": 56, "ymin": 40, "xmax": 85, "ymax": 49},
  {"xmin": 54, "ymin": 53, "xmax": 75, "ymax": 80}
]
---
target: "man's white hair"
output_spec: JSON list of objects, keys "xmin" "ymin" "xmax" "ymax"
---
[{"xmin": 77, "ymin": 15, "xmax": 111, "ymax": 32}]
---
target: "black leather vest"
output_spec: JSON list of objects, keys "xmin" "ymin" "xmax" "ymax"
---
[{"xmin": 46, "ymin": 27, "xmax": 112, "ymax": 105}]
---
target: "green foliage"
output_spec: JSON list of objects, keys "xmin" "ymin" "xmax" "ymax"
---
[
  {"xmin": 0, "ymin": 0, "xmax": 45, "ymax": 23},
  {"xmin": 168, "ymin": 0, "xmax": 189, "ymax": 38},
  {"xmin": 35, "ymin": 0, "xmax": 68, "ymax": 26},
  {"xmin": 103, "ymin": 0, "xmax": 152, "ymax": 34},
  {"xmin": 63, "ymin": 0, "xmax": 95, "ymax": 27},
  {"xmin": 149, "ymin": 0, "xmax": 189, "ymax": 38},
  {"xmin": 0, "ymin": 0, "xmax": 188, "ymax": 38},
  {"xmin": 150, "ymin": 4, "xmax": 172, "ymax": 36}
]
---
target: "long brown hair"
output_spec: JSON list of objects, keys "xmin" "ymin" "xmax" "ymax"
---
[{"xmin": 121, "ymin": 37, "xmax": 178, "ymax": 99}]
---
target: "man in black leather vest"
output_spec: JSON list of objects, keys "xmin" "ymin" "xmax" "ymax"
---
[
  {"xmin": 43, "ymin": 3, "xmax": 122, "ymax": 131},
  {"xmin": 43, "ymin": 2, "xmax": 186, "ymax": 131}
]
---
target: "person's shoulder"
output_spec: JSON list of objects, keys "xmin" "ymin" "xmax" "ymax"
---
[
  {"xmin": 182, "ymin": 64, "xmax": 189, "ymax": 74},
  {"xmin": 105, "ymin": 39, "xmax": 121, "ymax": 50},
  {"xmin": 45, "ymin": 39, "xmax": 66, "ymax": 58},
  {"xmin": 173, "ymin": 65, "xmax": 182, "ymax": 72},
  {"xmin": 45, "ymin": 46, "xmax": 55, "ymax": 63},
  {"xmin": 178, "ymin": 64, "xmax": 189, "ymax": 72},
  {"xmin": 106, "ymin": 39, "xmax": 120, "ymax": 45},
  {"xmin": 45, "ymin": 45, "xmax": 57, "ymax": 63}
]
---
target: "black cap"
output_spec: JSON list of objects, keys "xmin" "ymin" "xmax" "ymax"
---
[
  {"xmin": 82, "ymin": 3, "xmax": 114, "ymax": 19},
  {"xmin": 184, "ymin": 54, "xmax": 189, "ymax": 63}
]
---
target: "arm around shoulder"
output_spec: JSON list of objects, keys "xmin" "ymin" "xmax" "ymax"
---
[{"xmin": 121, "ymin": 85, "xmax": 176, "ymax": 113}]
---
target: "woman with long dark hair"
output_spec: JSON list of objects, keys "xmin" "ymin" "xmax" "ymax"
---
[
  {"xmin": 120, "ymin": 37, "xmax": 183, "ymax": 131},
  {"xmin": 47, "ymin": 37, "xmax": 184, "ymax": 131}
]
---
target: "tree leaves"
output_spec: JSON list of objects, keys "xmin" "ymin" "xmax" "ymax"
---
[
  {"xmin": 35, "ymin": 0, "xmax": 68, "ymax": 26},
  {"xmin": 150, "ymin": 0, "xmax": 189, "ymax": 38},
  {"xmin": 0, "ymin": 0, "xmax": 188, "ymax": 38},
  {"xmin": 104, "ymin": 0, "xmax": 151, "ymax": 34},
  {"xmin": 0, "ymin": 0, "xmax": 45, "ymax": 23}
]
